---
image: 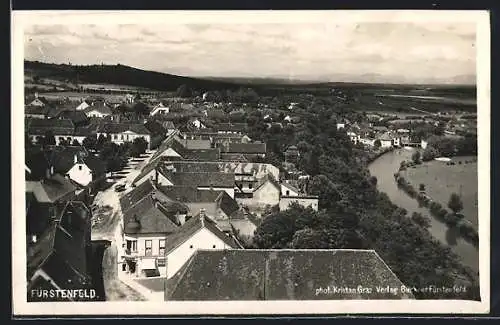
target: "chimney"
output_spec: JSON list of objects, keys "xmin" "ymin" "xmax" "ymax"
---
[
  {"xmin": 31, "ymin": 234, "xmax": 37, "ymax": 244},
  {"xmin": 74, "ymin": 154, "xmax": 78, "ymax": 164},
  {"xmin": 35, "ymin": 92, "xmax": 39, "ymax": 99},
  {"xmin": 50, "ymin": 166, "xmax": 54, "ymax": 176},
  {"xmin": 45, "ymin": 168, "xmax": 51, "ymax": 180}
]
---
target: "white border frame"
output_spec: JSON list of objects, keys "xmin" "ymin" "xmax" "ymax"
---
[{"xmin": 12, "ymin": 10, "xmax": 490, "ymax": 315}]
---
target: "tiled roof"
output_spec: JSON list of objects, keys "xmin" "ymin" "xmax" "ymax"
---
[
  {"xmin": 119, "ymin": 179, "xmax": 156, "ymax": 213},
  {"xmin": 219, "ymin": 153, "xmax": 249, "ymax": 162},
  {"xmin": 158, "ymin": 186, "xmax": 222, "ymax": 203},
  {"xmin": 25, "ymin": 105, "xmax": 49, "ymax": 116},
  {"xmin": 123, "ymin": 195, "xmax": 180, "ymax": 235},
  {"xmin": 53, "ymin": 110, "xmax": 89, "ymax": 125},
  {"xmin": 166, "ymin": 249, "xmax": 414, "ymax": 300},
  {"xmin": 27, "ymin": 118, "xmax": 75, "ymax": 135},
  {"xmin": 159, "ymin": 170, "xmax": 235, "ymax": 188},
  {"xmin": 223, "ymin": 142, "xmax": 266, "ymax": 154},
  {"xmin": 163, "ymin": 215, "xmax": 240, "ymax": 256},
  {"xmin": 183, "ymin": 148, "xmax": 220, "ymax": 161},
  {"xmin": 379, "ymin": 132, "xmax": 393, "ymax": 141},
  {"xmin": 216, "ymin": 191, "xmax": 240, "ymax": 216},
  {"xmin": 25, "ymin": 174, "xmax": 77, "ymax": 203},
  {"xmin": 97, "ymin": 122, "xmax": 151, "ymax": 135},
  {"xmin": 176, "ymin": 138, "xmax": 211, "ymax": 150},
  {"xmin": 27, "ymin": 201, "xmax": 91, "ymax": 281}
]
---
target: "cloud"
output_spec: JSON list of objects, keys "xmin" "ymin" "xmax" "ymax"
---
[{"xmin": 23, "ymin": 21, "xmax": 477, "ymax": 83}]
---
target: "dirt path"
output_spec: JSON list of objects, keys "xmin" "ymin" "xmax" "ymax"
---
[{"xmin": 102, "ymin": 243, "xmax": 146, "ymax": 301}]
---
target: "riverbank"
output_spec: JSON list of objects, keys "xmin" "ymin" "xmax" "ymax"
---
[
  {"xmin": 368, "ymin": 149, "xmax": 479, "ymax": 274},
  {"xmin": 394, "ymin": 166, "xmax": 479, "ymax": 248}
]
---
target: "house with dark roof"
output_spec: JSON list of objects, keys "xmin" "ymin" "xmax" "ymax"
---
[
  {"xmin": 156, "ymin": 169, "xmax": 236, "ymax": 198},
  {"xmin": 97, "ymin": 122, "xmax": 153, "ymax": 149},
  {"xmin": 83, "ymin": 102, "xmax": 113, "ymax": 118},
  {"xmin": 122, "ymin": 194, "xmax": 183, "ymax": 277},
  {"xmin": 163, "ymin": 249, "xmax": 414, "ymax": 300},
  {"xmin": 52, "ymin": 110, "xmax": 89, "ymax": 127},
  {"xmin": 157, "ymin": 186, "xmax": 241, "ymax": 230},
  {"xmin": 378, "ymin": 132, "xmax": 394, "ymax": 148},
  {"xmin": 27, "ymin": 201, "xmax": 94, "ymax": 301},
  {"xmin": 25, "ymin": 105, "xmax": 50, "ymax": 119},
  {"xmin": 27, "ymin": 118, "xmax": 75, "ymax": 144},
  {"xmin": 221, "ymin": 142, "xmax": 267, "ymax": 159},
  {"xmin": 161, "ymin": 213, "xmax": 242, "ymax": 279},
  {"xmin": 235, "ymin": 174, "xmax": 281, "ymax": 211},
  {"xmin": 48, "ymin": 146, "xmax": 106, "ymax": 188},
  {"xmin": 26, "ymin": 95, "xmax": 50, "ymax": 108}
]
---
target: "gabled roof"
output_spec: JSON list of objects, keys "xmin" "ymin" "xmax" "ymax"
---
[
  {"xmin": 281, "ymin": 181, "xmax": 300, "ymax": 194},
  {"xmin": 254, "ymin": 174, "xmax": 280, "ymax": 193},
  {"xmin": 123, "ymin": 195, "xmax": 180, "ymax": 235},
  {"xmin": 53, "ymin": 110, "xmax": 89, "ymax": 125},
  {"xmin": 165, "ymin": 249, "xmax": 414, "ymax": 300},
  {"xmin": 119, "ymin": 179, "xmax": 156, "ymax": 213},
  {"xmin": 182, "ymin": 148, "xmax": 220, "ymax": 161},
  {"xmin": 176, "ymin": 138, "xmax": 211, "ymax": 150},
  {"xmin": 163, "ymin": 215, "xmax": 241, "ymax": 256},
  {"xmin": 216, "ymin": 191, "xmax": 240, "ymax": 216},
  {"xmin": 223, "ymin": 142, "xmax": 266, "ymax": 154},
  {"xmin": 158, "ymin": 169, "xmax": 235, "ymax": 188},
  {"xmin": 97, "ymin": 122, "xmax": 151, "ymax": 135},
  {"xmin": 83, "ymin": 102, "xmax": 113, "ymax": 115},
  {"xmin": 25, "ymin": 174, "xmax": 77, "ymax": 203},
  {"xmin": 163, "ymin": 121, "xmax": 176, "ymax": 130},
  {"xmin": 47, "ymin": 146, "xmax": 105, "ymax": 176},
  {"xmin": 27, "ymin": 201, "xmax": 91, "ymax": 281},
  {"xmin": 158, "ymin": 186, "xmax": 222, "ymax": 203}
]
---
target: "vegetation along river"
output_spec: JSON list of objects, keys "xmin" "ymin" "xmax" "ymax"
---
[{"xmin": 368, "ymin": 148, "xmax": 479, "ymax": 274}]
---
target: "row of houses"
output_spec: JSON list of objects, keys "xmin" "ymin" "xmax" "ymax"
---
[{"xmin": 118, "ymin": 124, "xmax": 320, "ymax": 280}]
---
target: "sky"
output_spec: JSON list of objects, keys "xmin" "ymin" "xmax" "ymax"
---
[{"xmin": 24, "ymin": 21, "xmax": 477, "ymax": 84}]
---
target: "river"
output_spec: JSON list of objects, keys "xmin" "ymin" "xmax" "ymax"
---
[{"xmin": 368, "ymin": 148, "xmax": 479, "ymax": 274}]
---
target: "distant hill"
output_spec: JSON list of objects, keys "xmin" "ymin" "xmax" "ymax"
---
[{"xmin": 24, "ymin": 61, "xmax": 242, "ymax": 92}]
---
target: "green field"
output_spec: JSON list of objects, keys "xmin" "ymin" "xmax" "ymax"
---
[{"xmin": 402, "ymin": 156, "xmax": 478, "ymax": 228}]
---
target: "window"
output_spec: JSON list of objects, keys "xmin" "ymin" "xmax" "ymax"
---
[
  {"xmin": 157, "ymin": 258, "xmax": 166, "ymax": 267},
  {"xmin": 248, "ymin": 183, "xmax": 253, "ymax": 189},
  {"xmin": 189, "ymin": 245, "xmax": 193, "ymax": 249},
  {"xmin": 145, "ymin": 240, "xmax": 152, "ymax": 256},
  {"xmin": 126, "ymin": 240, "xmax": 137, "ymax": 253},
  {"xmin": 212, "ymin": 245, "xmax": 216, "ymax": 248},
  {"xmin": 120, "ymin": 134, "xmax": 123, "ymax": 140},
  {"xmin": 159, "ymin": 239, "xmax": 165, "ymax": 256},
  {"xmin": 78, "ymin": 165, "xmax": 82, "ymax": 171},
  {"xmin": 286, "ymin": 190, "xmax": 290, "ymax": 196},
  {"xmin": 113, "ymin": 134, "xmax": 117, "ymax": 140}
]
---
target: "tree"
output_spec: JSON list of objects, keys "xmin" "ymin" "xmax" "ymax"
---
[
  {"xmin": 412, "ymin": 151, "xmax": 421, "ymax": 164},
  {"xmin": 176, "ymin": 84, "xmax": 192, "ymax": 98},
  {"xmin": 374, "ymin": 139, "xmax": 381, "ymax": 148},
  {"xmin": 448, "ymin": 193, "xmax": 464, "ymax": 215},
  {"xmin": 41, "ymin": 130, "xmax": 56, "ymax": 146},
  {"xmin": 290, "ymin": 228, "xmax": 329, "ymax": 248},
  {"xmin": 422, "ymin": 146, "xmax": 439, "ymax": 162},
  {"xmin": 411, "ymin": 212, "xmax": 431, "ymax": 228},
  {"xmin": 96, "ymin": 134, "xmax": 107, "ymax": 151},
  {"xmin": 82, "ymin": 135, "xmax": 97, "ymax": 151},
  {"xmin": 130, "ymin": 137, "xmax": 148, "ymax": 157}
]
